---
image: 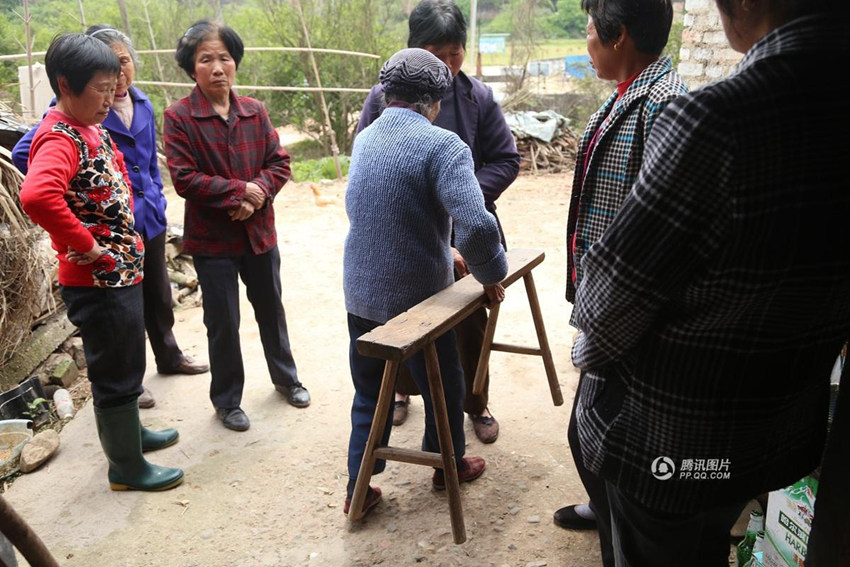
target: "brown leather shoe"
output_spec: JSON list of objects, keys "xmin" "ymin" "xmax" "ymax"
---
[
  {"xmin": 392, "ymin": 399, "xmax": 409, "ymax": 426},
  {"xmin": 343, "ymin": 485, "xmax": 382, "ymax": 517},
  {"xmin": 138, "ymin": 387, "xmax": 155, "ymax": 409},
  {"xmin": 472, "ymin": 413, "xmax": 499, "ymax": 444},
  {"xmin": 432, "ymin": 456, "xmax": 486, "ymax": 490},
  {"xmin": 158, "ymin": 355, "xmax": 209, "ymax": 375}
]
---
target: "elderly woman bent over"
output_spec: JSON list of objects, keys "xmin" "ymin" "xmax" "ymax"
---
[{"xmin": 343, "ymin": 48, "xmax": 507, "ymax": 517}]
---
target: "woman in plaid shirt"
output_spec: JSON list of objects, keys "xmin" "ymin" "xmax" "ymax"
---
[
  {"xmin": 557, "ymin": 1, "xmax": 686, "ymax": 562},
  {"xmin": 164, "ymin": 20, "xmax": 310, "ymax": 433},
  {"xmin": 571, "ymin": 0, "xmax": 849, "ymax": 564}
]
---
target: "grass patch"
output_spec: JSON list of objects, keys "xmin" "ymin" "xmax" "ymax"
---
[
  {"xmin": 286, "ymin": 138, "xmax": 327, "ymax": 163},
  {"xmin": 478, "ymin": 38, "xmax": 586, "ymax": 67},
  {"xmin": 291, "ymin": 155, "xmax": 351, "ymax": 183}
]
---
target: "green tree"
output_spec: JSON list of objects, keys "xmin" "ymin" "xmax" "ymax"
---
[{"xmin": 542, "ymin": 0, "xmax": 584, "ymax": 38}]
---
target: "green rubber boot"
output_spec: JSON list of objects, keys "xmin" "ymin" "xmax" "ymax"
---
[
  {"xmin": 141, "ymin": 425, "xmax": 179, "ymax": 452},
  {"xmin": 94, "ymin": 400, "xmax": 184, "ymax": 491}
]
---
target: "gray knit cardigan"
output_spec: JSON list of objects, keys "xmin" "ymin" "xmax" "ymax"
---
[{"xmin": 344, "ymin": 107, "xmax": 507, "ymax": 324}]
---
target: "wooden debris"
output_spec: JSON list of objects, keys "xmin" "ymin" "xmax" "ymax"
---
[
  {"xmin": 514, "ymin": 129, "xmax": 579, "ymax": 175},
  {"xmin": 165, "ymin": 227, "xmax": 202, "ymax": 308}
]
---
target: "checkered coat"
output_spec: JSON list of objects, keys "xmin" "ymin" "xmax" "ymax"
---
[
  {"xmin": 571, "ymin": 15, "xmax": 850, "ymax": 514},
  {"xmin": 566, "ymin": 57, "xmax": 687, "ymax": 305}
]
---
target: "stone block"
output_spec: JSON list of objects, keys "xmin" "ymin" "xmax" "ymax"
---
[
  {"xmin": 705, "ymin": 31, "xmax": 730, "ymax": 45},
  {"xmin": 677, "ymin": 62, "xmax": 705, "ymax": 77},
  {"xmin": 62, "ymin": 336, "xmax": 86, "ymax": 370},
  {"xmin": 19, "ymin": 429, "xmax": 60, "ymax": 473},
  {"xmin": 48, "ymin": 354, "xmax": 79, "ymax": 388},
  {"xmin": 684, "ymin": 0, "xmax": 710, "ymax": 11},
  {"xmin": 693, "ymin": 47, "xmax": 713, "ymax": 61},
  {"xmin": 0, "ymin": 312, "xmax": 76, "ymax": 391},
  {"xmin": 706, "ymin": 65, "xmax": 727, "ymax": 78}
]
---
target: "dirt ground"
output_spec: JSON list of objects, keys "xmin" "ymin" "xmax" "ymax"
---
[{"xmin": 5, "ymin": 170, "xmax": 604, "ymax": 567}]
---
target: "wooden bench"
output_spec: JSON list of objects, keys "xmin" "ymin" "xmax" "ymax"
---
[{"xmin": 348, "ymin": 248, "xmax": 563, "ymax": 543}]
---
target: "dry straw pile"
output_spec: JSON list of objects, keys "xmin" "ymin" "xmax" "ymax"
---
[{"xmin": 0, "ymin": 146, "xmax": 54, "ymax": 365}]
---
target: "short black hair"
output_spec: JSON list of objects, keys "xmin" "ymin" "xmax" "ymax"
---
[
  {"xmin": 581, "ymin": 0, "xmax": 673, "ymax": 56},
  {"xmin": 408, "ymin": 0, "xmax": 467, "ymax": 49},
  {"xmin": 174, "ymin": 20, "xmax": 244, "ymax": 79},
  {"xmin": 45, "ymin": 33, "xmax": 120, "ymax": 99}
]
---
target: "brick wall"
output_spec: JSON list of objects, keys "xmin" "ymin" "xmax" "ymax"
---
[{"xmin": 677, "ymin": 0, "xmax": 742, "ymax": 89}]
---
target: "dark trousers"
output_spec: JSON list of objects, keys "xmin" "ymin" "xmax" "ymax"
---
[
  {"xmin": 194, "ymin": 247, "xmax": 299, "ymax": 410},
  {"xmin": 455, "ymin": 306, "xmax": 489, "ymax": 415},
  {"xmin": 62, "ymin": 285, "xmax": 145, "ymax": 409},
  {"xmin": 606, "ymin": 481, "xmax": 746, "ymax": 567},
  {"xmin": 569, "ymin": 372, "xmax": 615, "ymax": 567},
  {"xmin": 806, "ymin": 361, "xmax": 850, "ymax": 566},
  {"xmin": 396, "ymin": 278, "xmax": 490, "ymax": 416},
  {"xmin": 142, "ymin": 229, "xmax": 182, "ymax": 371},
  {"xmin": 346, "ymin": 313, "xmax": 467, "ymax": 496}
]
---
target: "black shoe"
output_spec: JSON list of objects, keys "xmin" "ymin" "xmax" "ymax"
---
[
  {"xmin": 216, "ymin": 407, "xmax": 250, "ymax": 431},
  {"xmin": 275, "ymin": 383, "xmax": 311, "ymax": 408},
  {"xmin": 553, "ymin": 504, "xmax": 597, "ymax": 530}
]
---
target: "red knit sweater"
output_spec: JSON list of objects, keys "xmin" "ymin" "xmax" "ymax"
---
[{"xmin": 20, "ymin": 109, "xmax": 142, "ymax": 288}]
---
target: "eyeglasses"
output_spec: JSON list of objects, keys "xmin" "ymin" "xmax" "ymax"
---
[{"xmin": 87, "ymin": 84, "xmax": 117, "ymax": 96}]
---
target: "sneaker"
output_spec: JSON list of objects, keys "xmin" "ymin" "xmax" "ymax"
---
[
  {"xmin": 344, "ymin": 486, "xmax": 382, "ymax": 517},
  {"xmin": 432, "ymin": 456, "xmax": 486, "ymax": 490}
]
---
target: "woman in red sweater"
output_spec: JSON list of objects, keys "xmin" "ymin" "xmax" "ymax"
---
[{"xmin": 19, "ymin": 33, "xmax": 183, "ymax": 492}]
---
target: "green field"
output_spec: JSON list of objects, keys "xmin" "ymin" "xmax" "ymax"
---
[{"xmin": 476, "ymin": 38, "xmax": 586, "ymax": 67}]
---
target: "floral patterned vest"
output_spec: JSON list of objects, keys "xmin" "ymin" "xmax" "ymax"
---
[{"xmin": 55, "ymin": 122, "xmax": 144, "ymax": 287}]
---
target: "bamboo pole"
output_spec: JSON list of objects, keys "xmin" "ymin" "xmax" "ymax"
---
[
  {"xmin": 141, "ymin": 0, "xmax": 171, "ymax": 107},
  {"xmin": 133, "ymin": 81, "xmax": 370, "ymax": 93},
  {"xmin": 22, "ymin": 0, "xmax": 35, "ymax": 120},
  {"xmin": 292, "ymin": 0, "xmax": 343, "ymax": 180},
  {"xmin": 0, "ymin": 46, "xmax": 382, "ymax": 62},
  {"xmin": 116, "ymin": 0, "xmax": 130, "ymax": 35},
  {"xmin": 77, "ymin": 0, "xmax": 86, "ymax": 30}
]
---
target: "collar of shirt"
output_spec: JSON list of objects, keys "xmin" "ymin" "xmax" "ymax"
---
[
  {"xmin": 187, "ymin": 85, "xmax": 257, "ymax": 119},
  {"xmin": 616, "ymin": 69, "xmax": 642, "ymax": 101},
  {"xmin": 738, "ymin": 14, "xmax": 842, "ymax": 73}
]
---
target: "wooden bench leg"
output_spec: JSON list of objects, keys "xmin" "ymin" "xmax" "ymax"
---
[
  {"xmin": 523, "ymin": 271, "xmax": 563, "ymax": 406},
  {"xmin": 472, "ymin": 301, "xmax": 500, "ymax": 396},
  {"xmin": 423, "ymin": 342, "xmax": 467, "ymax": 544},
  {"xmin": 349, "ymin": 359, "xmax": 400, "ymax": 521}
]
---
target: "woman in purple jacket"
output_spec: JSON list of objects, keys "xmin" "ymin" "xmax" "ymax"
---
[
  {"xmin": 13, "ymin": 25, "xmax": 209, "ymax": 407},
  {"xmin": 357, "ymin": 0, "xmax": 520, "ymax": 444}
]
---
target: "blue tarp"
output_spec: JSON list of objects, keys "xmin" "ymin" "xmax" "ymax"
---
[
  {"xmin": 504, "ymin": 110, "xmax": 571, "ymax": 143},
  {"xmin": 564, "ymin": 55, "xmax": 592, "ymax": 78}
]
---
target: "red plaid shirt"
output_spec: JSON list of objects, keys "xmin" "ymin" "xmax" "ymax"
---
[{"xmin": 163, "ymin": 86, "xmax": 291, "ymax": 256}]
